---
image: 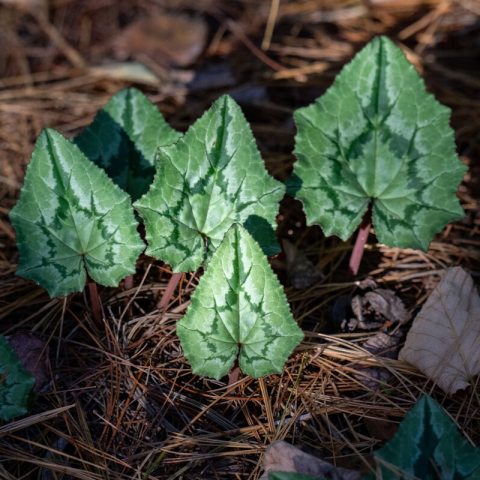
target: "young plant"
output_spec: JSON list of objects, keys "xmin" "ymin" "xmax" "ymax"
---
[
  {"xmin": 290, "ymin": 36, "xmax": 466, "ymax": 274},
  {"xmin": 10, "ymin": 129, "xmax": 144, "ymax": 297},
  {"xmin": 74, "ymin": 88, "xmax": 181, "ymax": 201},
  {"xmin": 177, "ymin": 224, "xmax": 303, "ymax": 379},
  {"xmin": 0, "ymin": 335, "xmax": 35, "ymax": 421},
  {"xmin": 134, "ymin": 94, "xmax": 286, "ymax": 273}
]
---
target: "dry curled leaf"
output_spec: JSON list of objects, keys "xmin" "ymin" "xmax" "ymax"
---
[
  {"xmin": 355, "ymin": 330, "xmax": 403, "ymax": 390},
  {"xmin": 261, "ymin": 441, "xmax": 361, "ymax": 480},
  {"xmin": 282, "ymin": 240, "xmax": 323, "ymax": 289},
  {"xmin": 362, "ymin": 289, "xmax": 410, "ymax": 325},
  {"xmin": 8, "ymin": 332, "xmax": 49, "ymax": 391},
  {"xmin": 113, "ymin": 13, "xmax": 207, "ymax": 67},
  {"xmin": 0, "ymin": 0, "xmax": 46, "ymax": 13},
  {"xmin": 399, "ymin": 267, "xmax": 480, "ymax": 394},
  {"xmin": 341, "ymin": 288, "xmax": 409, "ymax": 332}
]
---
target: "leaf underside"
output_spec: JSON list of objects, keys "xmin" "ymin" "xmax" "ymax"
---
[
  {"xmin": 0, "ymin": 335, "xmax": 35, "ymax": 421},
  {"xmin": 291, "ymin": 36, "xmax": 466, "ymax": 250},
  {"xmin": 134, "ymin": 95, "xmax": 286, "ymax": 272},
  {"xmin": 176, "ymin": 224, "xmax": 303, "ymax": 379},
  {"xmin": 75, "ymin": 88, "xmax": 180, "ymax": 201},
  {"xmin": 10, "ymin": 129, "xmax": 145, "ymax": 297},
  {"xmin": 372, "ymin": 395, "xmax": 480, "ymax": 480}
]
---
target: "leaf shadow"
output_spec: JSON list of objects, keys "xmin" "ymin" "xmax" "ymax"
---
[{"xmin": 74, "ymin": 110, "xmax": 154, "ymax": 202}]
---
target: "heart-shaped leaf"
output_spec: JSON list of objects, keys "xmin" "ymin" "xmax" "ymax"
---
[
  {"xmin": 176, "ymin": 224, "xmax": 303, "ymax": 379},
  {"xmin": 371, "ymin": 395, "xmax": 480, "ymax": 480},
  {"xmin": 134, "ymin": 95, "xmax": 286, "ymax": 272},
  {"xmin": 75, "ymin": 88, "xmax": 180, "ymax": 200},
  {"xmin": 10, "ymin": 129, "xmax": 145, "ymax": 297},
  {"xmin": 0, "ymin": 335, "xmax": 35, "ymax": 421},
  {"xmin": 290, "ymin": 36, "xmax": 465, "ymax": 250}
]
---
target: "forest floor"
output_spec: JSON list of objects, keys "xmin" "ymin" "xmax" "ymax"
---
[{"xmin": 0, "ymin": 0, "xmax": 479, "ymax": 478}]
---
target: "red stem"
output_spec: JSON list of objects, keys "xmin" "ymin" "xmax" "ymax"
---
[
  {"xmin": 227, "ymin": 364, "xmax": 240, "ymax": 386},
  {"xmin": 124, "ymin": 275, "xmax": 134, "ymax": 290},
  {"xmin": 157, "ymin": 272, "xmax": 183, "ymax": 311},
  {"xmin": 122, "ymin": 275, "xmax": 134, "ymax": 317},
  {"xmin": 349, "ymin": 221, "xmax": 371, "ymax": 276},
  {"xmin": 88, "ymin": 282, "xmax": 102, "ymax": 325}
]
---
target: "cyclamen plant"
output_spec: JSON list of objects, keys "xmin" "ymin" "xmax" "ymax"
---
[
  {"xmin": 9, "ymin": 36, "xmax": 465, "ymax": 381},
  {"xmin": 290, "ymin": 36, "xmax": 465, "ymax": 272}
]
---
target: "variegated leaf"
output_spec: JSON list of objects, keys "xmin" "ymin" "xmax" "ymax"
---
[
  {"xmin": 290, "ymin": 36, "xmax": 466, "ymax": 250},
  {"xmin": 75, "ymin": 88, "xmax": 180, "ymax": 200},
  {"xmin": 134, "ymin": 95, "xmax": 285, "ymax": 272},
  {"xmin": 177, "ymin": 224, "xmax": 303, "ymax": 379},
  {"xmin": 0, "ymin": 335, "xmax": 35, "ymax": 421},
  {"xmin": 370, "ymin": 395, "xmax": 480, "ymax": 479},
  {"xmin": 10, "ymin": 129, "xmax": 145, "ymax": 297}
]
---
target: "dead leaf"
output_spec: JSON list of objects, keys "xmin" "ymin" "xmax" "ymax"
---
[
  {"xmin": 355, "ymin": 330, "xmax": 403, "ymax": 389},
  {"xmin": 8, "ymin": 332, "xmax": 49, "ymax": 391},
  {"xmin": 362, "ymin": 290, "xmax": 410, "ymax": 325},
  {"xmin": 113, "ymin": 14, "xmax": 208, "ymax": 67},
  {"xmin": 282, "ymin": 240, "xmax": 323, "ymax": 289},
  {"xmin": 0, "ymin": 0, "xmax": 46, "ymax": 14},
  {"xmin": 89, "ymin": 62, "xmax": 160, "ymax": 87},
  {"xmin": 341, "ymin": 288, "xmax": 410, "ymax": 332},
  {"xmin": 261, "ymin": 441, "xmax": 361, "ymax": 480},
  {"xmin": 399, "ymin": 267, "xmax": 480, "ymax": 394}
]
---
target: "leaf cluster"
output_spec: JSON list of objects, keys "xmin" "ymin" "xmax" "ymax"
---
[{"xmin": 8, "ymin": 36, "xmax": 466, "ymax": 382}]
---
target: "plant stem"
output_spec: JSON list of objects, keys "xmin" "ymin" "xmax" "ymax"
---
[
  {"xmin": 228, "ymin": 363, "xmax": 240, "ymax": 386},
  {"xmin": 349, "ymin": 219, "xmax": 371, "ymax": 276},
  {"xmin": 157, "ymin": 272, "xmax": 183, "ymax": 311},
  {"xmin": 123, "ymin": 275, "xmax": 134, "ymax": 317},
  {"xmin": 88, "ymin": 282, "xmax": 102, "ymax": 325},
  {"xmin": 124, "ymin": 275, "xmax": 134, "ymax": 290}
]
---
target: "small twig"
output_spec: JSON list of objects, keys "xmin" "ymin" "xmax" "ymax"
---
[
  {"xmin": 34, "ymin": 12, "xmax": 87, "ymax": 70},
  {"xmin": 119, "ymin": 264, "xmax": 152, "ymax": 323},
  {"xmin": 225, "ymin": 20, "xmax": 285, "ymax": 71},
  {"xmin": 349, "ymin": 215, "xmax": 371, "ymax": 276},
  {"xmin": 157, "ymin": 271, "xmax": 183, "ymax": 311},
  {"xmin": 261, "ymin": 0, "xmax": 280, "ymax": 50}
]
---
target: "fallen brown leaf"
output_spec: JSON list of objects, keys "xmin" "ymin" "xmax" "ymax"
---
[
  {"xmin": 113, "ymin": 13, "xmax": 208, "ymax": 67},
  {"xmin": 399, "ymin": 267, "xmax": 480, "ymax": 394},
  {"xmin": 261, "ymin": 441, "xmax": 361, "ymax": 480}
]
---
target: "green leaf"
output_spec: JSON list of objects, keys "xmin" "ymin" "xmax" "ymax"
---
[
  {"xmin": 0, "ymin": 335, "xmax": 35, "ymax": 421},
  {"xmin": 75, "ymin": 88, "xmax": 180, "ymax": 201},
  {"xmin": 134, "ymin": 95, "xmax": 285, "ymax": 272},
  {"xmin": 291, "ymin": 36, "xmax": 466, "ymax": 250},
  {"xmin": 176, "ymin": 224, "xmax": 303, "ymax": 379},
  {"xmin": 10, "ymin": 129, "xmax": 145, "ymax": 297},
  {"xmin": 372, "ymin": 395, "xmax": 480, "ymax": 479},
  {"xmin": 269, "ymin": 473, "xmax": 324, "ymax": 480}
]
